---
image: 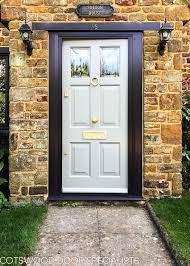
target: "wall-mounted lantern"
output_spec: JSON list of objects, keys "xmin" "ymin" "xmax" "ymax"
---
[
  {"xmin": 158, "ymin": 20, "xmax": 173, "ymax": 56},
  {"xmin": 19, "ymin": 21, "xmax": 33, "ymax": 56}
]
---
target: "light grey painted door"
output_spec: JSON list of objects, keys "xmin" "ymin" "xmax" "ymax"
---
[{"xmin": 62, "ymin": 39, "xmax": 128, "ymax": 193}]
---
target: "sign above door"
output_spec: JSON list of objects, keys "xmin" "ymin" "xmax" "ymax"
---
[{"xmin": 76, "ymin": 5, "xmax": 114, "ymax": 18}]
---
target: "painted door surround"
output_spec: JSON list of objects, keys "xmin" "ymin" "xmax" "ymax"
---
[
  {"xmin": 45, "ymin": 23, "xmax": 145, "ymax": 201},
  {"xmin": 62, "ymin": 39, "xmax": 128, "ymax": 193}
]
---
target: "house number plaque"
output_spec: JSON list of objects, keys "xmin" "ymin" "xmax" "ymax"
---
[{"xmin": 76, "ymin": 5, "xmax": 114, "ymax": 18}]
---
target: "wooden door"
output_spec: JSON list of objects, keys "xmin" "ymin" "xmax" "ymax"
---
[{"xmin": 62, "ymin": 39, "xmax": 128, "ymax": 193}]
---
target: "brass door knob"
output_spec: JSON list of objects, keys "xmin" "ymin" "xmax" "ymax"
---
[{"xmin": 92, "ymin": 117, "xmax": 98, "ymax": 124}]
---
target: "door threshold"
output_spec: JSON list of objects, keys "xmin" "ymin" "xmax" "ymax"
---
[{"xmin": 48, "ymin": 194, "xmax": 144, "ymax": 201}]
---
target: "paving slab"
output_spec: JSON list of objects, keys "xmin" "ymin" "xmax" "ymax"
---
[{"xmin": 29, "ymin": 205, "xmax": 173, "ymax": 266}]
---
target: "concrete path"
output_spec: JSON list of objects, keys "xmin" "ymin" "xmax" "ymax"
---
[{"xmin": 29, "ymin": 205, "xmax": 173, "ymax": 266}]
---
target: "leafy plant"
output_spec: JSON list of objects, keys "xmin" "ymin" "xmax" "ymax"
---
[
  {"xmin": 0, "ymin": 148, "xmax": 9, "ymax": 209},
  {"xmin": 0, "ymin": 191, "xmax": 10, "ymax": 209},
  {"xmin": 0, "ymin": 149, "xmax": 7, "ymax": 187},
  {"xmin": 182, "ymin": 90, "xmax": 190, "ymax": 188}
]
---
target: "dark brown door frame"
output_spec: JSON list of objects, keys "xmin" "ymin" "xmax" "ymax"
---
[{"xmin": 37, "ymin": 22, "xmax": 160, "ymax": 201}]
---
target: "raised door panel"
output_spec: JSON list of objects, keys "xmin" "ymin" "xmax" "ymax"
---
[
  {"xmin": 71, "ymin": 86, "xmax": 90, "ymax": 127},
  {"xmin": 71, "ymin": 143, "xmax": 91, "ymax": 177},
  {"xmin": 100, "ymin": 86, "xmax": 120, "ymax": 127},
  {"xmin": 100, "ymin": 143, "xmax": 120, "ymax": 176}
]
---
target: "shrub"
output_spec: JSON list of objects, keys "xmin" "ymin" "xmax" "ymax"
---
[
  {"xmin": 0, "ymin": 148, "xmax": 10, "ymax": 209},
  {"xmin": 182, "ymin": 90, "xmax": 190, "ymax": 188}
]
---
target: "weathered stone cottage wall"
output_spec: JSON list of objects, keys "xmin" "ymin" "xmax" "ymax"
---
[{"xmin": 1, "ymin": 0, "xmax": 189, "ymax": 202}]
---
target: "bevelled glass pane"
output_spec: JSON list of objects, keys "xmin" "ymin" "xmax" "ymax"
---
[
  {"xmin": 100, "ymin": 47, "xmax": 120, "ymax": 77},
  {"xmin": 71, "ymin": 48, "xmax": 90, "ymax": 78},
  {"xmin": 0, "ymin": 59, "xmax": 6, "ymax": 125}
]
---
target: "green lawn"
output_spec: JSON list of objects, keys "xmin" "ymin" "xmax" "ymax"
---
[
  {"xmin": 0, "ymin": 205, "xmax": 47, "ymax": 259},
  {"xmin": 151, "ymin": 192, "xmax": 190, "ymax": 264}
]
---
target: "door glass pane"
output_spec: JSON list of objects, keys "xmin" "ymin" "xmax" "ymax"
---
[
  {"xmin": 0, "ymin": 58, "xmax": 6, "ymax": 125},
  {"xmin": 100, "ymin": 47, "xmax": 120, "ymax": 77},
  {"xmin": 71, "ymin": 48, "xmax": 90, "ymax": 78}
]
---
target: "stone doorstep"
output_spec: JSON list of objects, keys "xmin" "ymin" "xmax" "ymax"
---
[{"xmin": 49, "ymin": 200, "xmax": 146, "ymax": 208}]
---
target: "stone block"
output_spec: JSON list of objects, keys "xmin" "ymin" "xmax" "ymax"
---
[
  {"xmin": 158, "ymin": 163, "xmax": 181, "ymax": 173},
  {"xmin": 23, "ymin": 0, "xmax": 43, "ymax": 4},
  {"xmin": 10, "ymin": 53, "xmax": 25, "ymax": 67},
  {"xmin": 144, "ymin": 97, "xmax": 158, "ymax": 105},
  {"xmin": 21, "ymin": 174, "xmax": 34, "ymax": 186},
  {"xmin": 37, "ymin": 13, "xmax": 53, "ymax": 21},
  {"xmin": 172, "ymin": 146, "xmax": 182, "ymax": 161},
  {"xmin": 9, "ymin": 176, "xmax": 20, "ymax": 194},
  {"xmin": 172, "ymin": 174, "xmax": 182, "ymax": 196},
  {"xmin": 34, "ymin": 140, "xmax": 48, "ymax": 149},
  {"xmin": 144, "ymin": 135, "xmax": 160, "ymax": 144},
  {"xmin": 144, "ymin": 180, "xmax": 170, "ymax": 189},
  {"xmin": 144, "ymin": 173, "xmax": 167, "ymax": 180},
  {"xmin": 10, "ymin": 133, "xmax": 18, "ymax": 151},
  {"xmin": 144, "ymin": 147, "xmax": 153, "ymax": 155},
  {"xmin": 168, "ymin": 40, "xmax": 182, "ymax": 52},
  {"xmin": 26, "ymin": 59, "xmax": 47, "ymax": 67},
  {"xmin": 106, "ymin": 14, "xmax": 128, "ymax": 21},
  {"xmin": 53, "ymin": 14, "xmax": 67, "ymax": 21},
  {"xmin": 144, "ymin": 164, "xmax": 156, "ymax": 172},
  {"xmin": 115, "ymin": 0, "xmax": 136, "ymax": 4},
  {"xmin": 159, "ymin": 94, "xmax": 181, "ymax": 110},
  {"xmin": 44, "ymin": 0, "xmax": 68, "ymax": 5},
  {"xmin": 147, "ymin": 14, "xmax": 165, "ymax": 21},
  {"xmin": 144, "ymin": 112, "xmax": 166, "ymax": 122},
  {"xmin": 1, "ymin": 7, "xmax": 26, "ymax": 21},
  {"xmin": 161, "ymin": 124, "xmax": 181, "ymax": 144},
  {"xmin": 11, "ymin": 88, "xmax": 34, "ymax": 101},
  {"xmin": 163, "ymin": 155, "xmax": 171, "ymax": 163},
  {"xmin": 143, "ymin": 7, "xmax": 164, "ymax": 13},
  {"xmin": 21, "ymin": 187, "xmax": 28, "ymax": 196},
  {"xmin": 4, "ymin": 0, "xmax": 21, "ymax": 6},
  {"xmin": 32, "ymin": 102, "xmax": 48, "ymax": 112},
  {"xmin": 162, "ymin": 71, "xmax": 182, "ymax": 83},
  {"xmin": 20, "ymin": 141, "xmax": 33, "ymax": 149},
  {"xmin": 174, "ymin": 54, "xmax": 183, "ymax": 70},
  {"xmin": 33, "ymin": 68, "xmax": 47, "ymax": 78},
  {"xmin": 166, "ymin": 6, "xmax": 190, "ymax": 21},
  {"xmin": 29, "ymin": 186, "xmax": 47, "ymax": 195},
  {"xmin": 31, "ymin": 132, "xmax": 48, "ymax": 139},
  {"xmin": 138, "ymin": 0, "xmax": 159, "ymax": 5},
  {"xmin": 167, "ymin": 111, "xmax": 181, "ymax": 123},
  {"xmin": 145, "ymin": 156, "xmax": 162, "ymax": 163},
  {"xmin": 154, "ymin": 146, "xmax": 172, "ymax": 154},
  {"xmin": 120, "ymin": 7, "xmax": 141, "ymax": 12},
  {"xmin": 144, "ymin": 84, "xmax": 157, "ymax": 92},
  {"xmin": 34, "ymin": 172, "xmax": 48, "ymax": 185},
  {"xmin": 10, "ymin": 153, "xmax": 36, "ymax": 171},
  {"xmin": 144, "ymin": 188, "xmax": 159, "ymax": 198},
  {"xmin": 129, "ymin": 13, "xmax": 146, "ymax": 21}
]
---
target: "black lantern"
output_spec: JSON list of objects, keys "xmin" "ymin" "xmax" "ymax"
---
[
  {"xmin": 19, "ymin": 21, "xmax": 33, "ymax": 56},
  {"xmin": 158, "ymin": 20, "xmax": 173, "ymax": 56}
]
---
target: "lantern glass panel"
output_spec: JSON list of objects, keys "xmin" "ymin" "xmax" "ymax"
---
[
  {"xmin": 162, "ymin": 31, "xmax": 170, "ymax": 41},
  {"xmin": 22, "ymin": 31, "xmax": 30, "ymax": 41}
]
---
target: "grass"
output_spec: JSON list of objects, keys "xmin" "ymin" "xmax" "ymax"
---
[
  {"xmin": 0, "ymin": 205, "xmax": 47, "ymax": 259},
  {"xmin": 151, "ymin": 192, "xmax": 190, "ymax": 264}
]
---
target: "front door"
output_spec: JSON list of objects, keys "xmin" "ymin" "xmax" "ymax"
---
[{"xmin": 62, "ymin": 39, "xmax": 128, "ymax": 193}]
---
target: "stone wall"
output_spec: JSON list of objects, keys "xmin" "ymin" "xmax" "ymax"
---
[{"xmin": 1, "ymin": 0, "xmax": 189, "ymax": 202}]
